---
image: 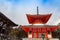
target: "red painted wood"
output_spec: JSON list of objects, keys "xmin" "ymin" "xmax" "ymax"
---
[
  {"xmin": 22, "ymin": 26, "xmax": 58, "ymax": 38},
  {"xmin": 26, "ymin": 14, "xmax": 52, "ymax": 24},
  {"xmin": 22, "ymin": 26, "xmax": 58, "ymax": 32}
]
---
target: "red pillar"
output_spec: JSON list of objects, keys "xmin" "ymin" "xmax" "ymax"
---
[
  {"xmin": 36, "ymin": 32, "xmax": 38, "ymax": 38},
  {"xmin": 32, "ymin": 32, "xmax": 34, "ymax": 38},
  {"xmin": 46, "ymin": 32, "xmax": 48, "ymax": 38}
]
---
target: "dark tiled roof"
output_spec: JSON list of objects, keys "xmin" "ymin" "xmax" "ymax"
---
[{"xmin": 0, "ymin": 12, "xmax": 18, "ymax": 26}]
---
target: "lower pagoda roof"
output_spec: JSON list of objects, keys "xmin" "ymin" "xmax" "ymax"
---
[{"xmin": 21, "ymin": 25, "xmax": 58, "ymax": 32}]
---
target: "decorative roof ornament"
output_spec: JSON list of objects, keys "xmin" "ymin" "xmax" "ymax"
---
[
  {"xmin": 37, "ymin": 6, "xmax": 39, "ymax": 15},
  {"xmin": 26, "ymin": 7, "xmax": 52, "ymax": 24}
]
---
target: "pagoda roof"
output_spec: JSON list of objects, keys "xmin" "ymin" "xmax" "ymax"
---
[
  {"xmin": 26, "ymin": 14, "xmax": 52, "ymax": 24},
  {"xmin": 21, "ymin": 25, "xmax": 58, "ymax": 32}
]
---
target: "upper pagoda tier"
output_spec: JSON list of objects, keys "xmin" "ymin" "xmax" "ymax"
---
[{"xmin": 26, "ymin": 14, "xmax": 52, "ymax": 24}]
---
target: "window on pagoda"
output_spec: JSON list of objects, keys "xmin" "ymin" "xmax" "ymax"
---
[
  {"xmin": 38, "ymin": 33, "xmax": 41, "ymax": 38},
  {"xmin": 29, "ymin": 31, "xmax": 32, "ymax": 34},
  {"xmin": 28, "ymin": 31, "xmax": 32, "ymax": 38},
  {"xmin": 42, "ymin": 33, "xmax": 45, "ymax": 38},
  {"xmin": 48, "ymin": 31, "xmax": 50, "ymax": 34},
  {"xmin": 48, "ymin": 31, "xmax": 52, "ymax": 38},
  {"xmin": 33, "ymin": 33, "xmax": 37, "ymax": 38},
  {"xmin": 48, "ymin": 34, "xmax": 52, "ymax": 38}
]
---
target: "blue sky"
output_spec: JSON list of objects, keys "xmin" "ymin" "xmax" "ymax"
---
[{"xmin": 0, "ymin": 0, "xmax": 60, "ymax": 25}]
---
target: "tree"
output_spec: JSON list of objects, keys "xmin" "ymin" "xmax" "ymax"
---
[
  {"xmin": 8, "ymin": 28, "xmax": 27, "ymax": 40},
  {"xmin": 16, "ymin": 28, "xmax": 27, "ymax": 40}
]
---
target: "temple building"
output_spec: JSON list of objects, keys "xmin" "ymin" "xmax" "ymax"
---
[
  {"xmin": 0, "ymin": 12, "xmax": 18, "ymax": 39},
  {"xmin": 21, "ymin": 7, "xmax": 59, "ymax": 40}
]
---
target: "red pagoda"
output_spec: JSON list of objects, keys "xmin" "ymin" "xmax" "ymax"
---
[{"xmin": 21, "ymin": 7, "xmax": 58, "ymax": 38}]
